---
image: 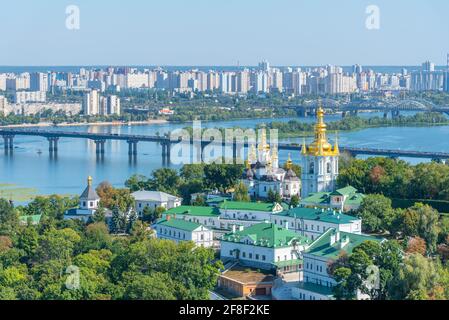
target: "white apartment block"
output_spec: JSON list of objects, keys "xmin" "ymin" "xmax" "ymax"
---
[
  {"xmin": 0, "ymin": 96, "xmax": 7, "ymax": 115},
  {"xmin": 126, "ymin": 73, "xmax": 150, "ymax": 89},
  {"xmin": 83, "ymin": 90, "xmax": 100, "ymax": 115},
  {"xmin": 14, "ymin": 91, "xmax": 46, "ymax": 104},
  {"xmin": 0, "ymin": 74, "xmax": 6, "ymax": 91}
]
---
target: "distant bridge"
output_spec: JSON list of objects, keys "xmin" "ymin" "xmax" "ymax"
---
[
  {"xmin": 286, "ymin": 98, "xmax": 449, "ymax": 117},
  {"xmin": 0, "ymin": 128, "xmax": 448, "ymax": 164}
]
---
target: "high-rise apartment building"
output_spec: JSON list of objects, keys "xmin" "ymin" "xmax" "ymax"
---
[
  {"xmin": 0, "ymin": 74, "xmax": 7, "ymax": 91},
  {"xmin": 83, "ymin": 90, "xmax": 100, "ymax": 115},
  {"xmin": 126, "ymin": 73, "xmax": 149, "ymax": 89},
  {"xmin": 30, "ymin": 72, "xmax": 49, "ymax": 92},
  {"xmin": 237, "ymin": 70, "xmax": 250, "ymax": 94},
  {"xmin": 411, "ymin": 61, "xmax": 444, "ymax": 91},
  {"xmin": 0, "ymin": 96, "xmax": 7, "ymax": 115}
]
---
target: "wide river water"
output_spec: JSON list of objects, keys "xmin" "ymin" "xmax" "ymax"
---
[{"xmin": 1, "ymin": 112, "xmax": 449, "ymax": 198}]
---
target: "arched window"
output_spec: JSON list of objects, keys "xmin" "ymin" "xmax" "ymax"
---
[
  {"xmin": 327, "ymin": 162, "xmax": 331, "ymax": 174},
  {"xmin": 309, "ymin": 162, "xmax": 315, "ymax": 174}
]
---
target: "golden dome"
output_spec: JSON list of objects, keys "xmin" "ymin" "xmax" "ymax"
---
[{"xmin": 303, "ymin": 104, "xmax": 339, "ymax": 157}]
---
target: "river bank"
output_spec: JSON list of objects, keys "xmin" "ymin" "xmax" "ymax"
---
[{"xmin": 0, "ymin": 119, "xmax": 168, "ymax": 129}]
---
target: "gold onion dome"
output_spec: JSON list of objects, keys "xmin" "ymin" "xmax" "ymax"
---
[{"xmin": 303, "ymin": 104, "xmax": 339, "ymax": 157}]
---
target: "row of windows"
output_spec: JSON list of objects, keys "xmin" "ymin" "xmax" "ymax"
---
[
  {"xmin": 305, "ymin": 262, "xmax": 324, "ymax": 273},
  {"xmin": 82, "ymin": 201, "xmax": 96, "ymax": 207},
  {"xmin": 305, "ymin": 276, "xmax": 333, "ymax": 288},
  {"xmin": 297, "ymin": 292, "xmax": 322, "ymax": 300},
  {"xmin": 160, "ymin": 227, "xmax": 187, "ymax": 239},
  {"xmin": 240, "ymin": 251, "xmax": 266, "ymax": 261},
  {"xmin": 160, "ymin": 227, "xmax": 207, "ymax": 241},
  {"xmin": 231, "ymin": 250, "xmax": 295, "ymax": 263},
  {"xmin": 308, "ymin": 162, "xmax": 338, "ymax": 175},
  {"xmin": 272, "ymin": 219, "xmax": 328, "ymax": 233}
]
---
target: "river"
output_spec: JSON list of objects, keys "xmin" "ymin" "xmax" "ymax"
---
[{"xmin": 1, "ymin": 112, "xmax": 448, "ymax": 199}]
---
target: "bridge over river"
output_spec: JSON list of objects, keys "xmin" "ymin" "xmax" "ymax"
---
[
  {"xmin": 0, "ymin": 128, "xmax": 448, "ymax": 164},
  {"xmin": 282, "ymin": 98, "xmax": 449, "ymax": 118}
]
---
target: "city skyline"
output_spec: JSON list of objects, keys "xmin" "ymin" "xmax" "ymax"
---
[{"xmin": 1, "ymin": 0, "xmax": 449, "ymax": 66}]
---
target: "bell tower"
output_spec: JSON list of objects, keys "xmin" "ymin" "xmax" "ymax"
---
[{"xmin": 300, "ymin": 103, "xmax": 339, "ymax": 198}]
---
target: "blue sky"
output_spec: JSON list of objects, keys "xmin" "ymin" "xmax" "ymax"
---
[{"xmin": 1, "ymin": 0, "xmax": 449, "ymax": 66}]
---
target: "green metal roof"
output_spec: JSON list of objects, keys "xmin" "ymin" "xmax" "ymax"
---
[
  {"xmin": 156, "ymin": 218, "xmax": 204, "ymax": 232},
  {"xmin": 330, "ymin": 186, "xmax": 358, "ymax": 196},
  {"xmin": 19, "ymin": 214, "xmax": 42, "ymax": 224},
  {"xmin": 344, "ymin": 193, "xmax": 365, "ymax": 205},
  {"xmin": 301, "ymin": 192, "xmax": 330, "ymax": 205},
  {"xmin": 280, "ymin": 207, "xmax": 359, "ymax": 224},
  {"xmin": 305, "ymin": 228, "xmax": 384, "ymax": 260},
  {"xmin": 302, "ymin": 186, "xmax": 364, "ymax": 207},
  {"xmin": 219, "ymin": 201, "xmax": 282, "ymax": 212},
  {"xmin": 221, "ymin": 222, "xmax": 310, "ymax": 248},
  {"xmin": 165, "ymin": 206, "xmax": 220, "ymax": 217}
]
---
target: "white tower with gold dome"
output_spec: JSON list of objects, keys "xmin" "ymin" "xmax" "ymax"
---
[{"xmin": 300, "ymin": 105, "xmax": 339, "ymax": 198}]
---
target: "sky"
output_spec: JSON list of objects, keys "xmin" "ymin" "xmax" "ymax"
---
[{"xmin": 1, "ymin": 0, "xmax": 449, "ymax": 66}]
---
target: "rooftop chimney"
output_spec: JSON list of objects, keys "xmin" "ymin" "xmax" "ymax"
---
[{"xmin": 166, "ymin": 215, "xmax": 171, "ymax": 221}]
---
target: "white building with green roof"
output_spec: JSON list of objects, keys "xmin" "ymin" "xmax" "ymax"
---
[
  {"xmin": 154, "ymin": 215, "xmax": 214, "ymax": 248},
  {"xmin": 291, "ymin": 228, "xmax": 384, "ymax": 300},
  {"xmin": 272, "ymin": 207, "xmax": 362, "ymax": 241},
  {"xmin": 164, "ymin": 201, "xmax": 286, "ymax": 233},
  {"xmin": 300, "ymin": 186, "xmax": 365, "ymax": 212},
  {"xmin": 131, "ymin": 190, "xmax": 182, "ymax": 216},
  {"xmin": 219, "ymin": 200, "xmax": 284, "ymax": 221},
  {"xmin": 220, "ymin": 221, "xmax": 311, "ymax": 274}
]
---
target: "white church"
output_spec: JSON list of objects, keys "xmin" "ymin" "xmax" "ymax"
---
[
  {"xmin": 300, "ymin": 106, "xmax": 340, "ymax": 198},
  {"xmin": 242, "ymin": 104, "xmax": 339, "ymax": 201},
  {"xmin": 242, "ymin": 129, "xmax": 301, "ymax": 200}
]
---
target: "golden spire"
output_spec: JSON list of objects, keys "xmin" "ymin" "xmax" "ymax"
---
[
  {"xmin": 301, "ymin": 137, "xmax": 307, "ymax": 155},
  {"xmin": 87, "ymin": 176, "xmax": 93, "ymax": 186},
  {"xmin": 303, "ymin": 100, "xmax": 337, "ymax": 156},
  {"xmin": 334, "ymin": 132, "xmax": 340, "ymax": 155},
  {"xmin": 286, "ymin": 153, "xmax": 293, "ymax": 170},
  {"xmin": 258, "ymin": 128, "xmax": 269, "ymax": 151}
]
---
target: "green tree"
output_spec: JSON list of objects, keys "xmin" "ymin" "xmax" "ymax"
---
[
  {"xmin": 267, "ymin": 189, "xmax": 282, "ymax": 204},
  {"xmin": 16, "ymin": 226, "xmax": 39, "ymax": 259},
  {"xmin": 124, "ymin": 174, "xmax": 149, "ymax": 192},
  {"xmin": 35, "ymin": 228, "xmax": 81, "ymax": 263},
  {"xmin": 148, "ymin": 168, "xmax": 180, "ymax": 195},
  {"xmin": 357, "ymin": 194, "xmax": 396, "ymax": 233},
  {"xmin": 122, "ymin": 272, "xmax": 176, "ymax": 300},
  {"xmin": 80, "ymin": 222, "xmax": 112, "ymax": 251},
  {"xmin": 233, "ymin": 182, "xmax": 250, "ymax": 202},
  {"xmin": 90, "ymin": 207, "xmax": 106, "ymax": 224},
  {"xmin": 401, "ymin": 203, "xmax": 439, "ymax": 253},
  {"xmin": 290, "ymin": 195, "xmax": 300, "ymax": 208},
  {"xmin": 0, "ymin": 199, "xmax": 18, "ymax": 236}
]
